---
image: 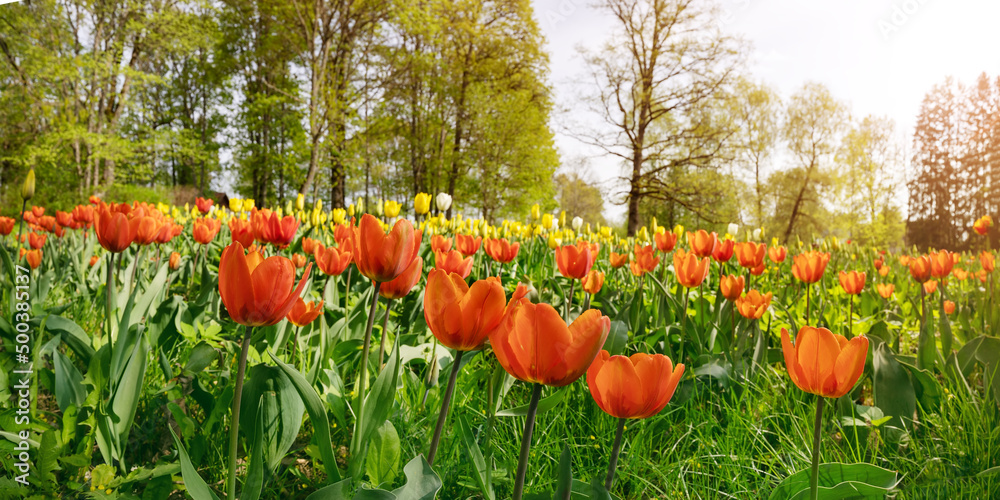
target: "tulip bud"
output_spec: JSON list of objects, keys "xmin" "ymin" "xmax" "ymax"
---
[
  {"xmin": 295, "ymin": 193, "xmax": 305, "ymax": 211},
  {"xmin": 572, "ymin": 216, "xmax": 583, "ymax": 232},
  {"xmin": 436, "ymin": 192, "xmax": 452, "ymax": 212},
  {"xmin": 356, "ymin": 197, "xmax": 365, "ymax": 213},
  {"xmin": 559, "ymin": 210, "xmax": 567, "ymax": 229},
  {"xmin": 753, "ymin": 228, "xmax": 762, "ymax": 240},
  {"xmin": 376, "ymin": 199, "xmax": 384, "ymax": 216},
  {"xmin": 728, "ymin": 223, "xmax": 739, "ymax": 237},
  {"xmin": 21, "ymin": 168, "xmax": 35, "ymax": 201},
  {"xmin": 530, "ymin": 203, "xmax": 540, "ymax": 221},
  {"xmin": 348, "ymin": 204, "xmax": 355, "ymax": 217}
]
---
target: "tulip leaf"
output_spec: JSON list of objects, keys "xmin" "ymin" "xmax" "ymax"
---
[
  {"xmin": 603, "ymin": 320, "xmax": 629, "ymax": 356},
  {"xmin": 170, "ymin": 428, "xmax": 221, "ymax": 500},
  {"xmin": 391, "ymin": 455, "xmax": 443, "ymax": 500},
  {"xmin": 183, "ymin": 341, "xmax": 219, "ymax": 376},
  {"xmin": 768, "ymin": 462, "xmax": 897, "ymax": 500},
  {"xmin": 938, "ymin": 300, "xmax": 954, "ymax": 357},
  {"xmin": 456, "ymin": 414, "xmax": 495, "ymax": 500},
  {"xmin": 53, "ymin": 349, "xmax": 86, "ymax": 413},
  {"xmin": 240, "ymin": 364, "xmax": 305, "ymax": 473},
  {"xmin": 351, "ymin": 344, "xmax": 402, "ymax": 479},
  {"xmin": 44, "ymin": 314, "xmax": 95, "ymax": 363},
  {"xmin": 916, "ymin": 306, "xmax": 937, "ymax": 371},
  {"xmin": 497, "ymin": 387, "xmax": 567, "ymax": 417},
  {"xmin": 241, "ymin": 399, "xmax": 267, "ymax": 500},
  {"xmin": 268, "ymin": 349, "xmax": 343, "ymax": 483},
  {"xmin": 872, "ymin": 342, "xmax": 916, "ymax": 437},
  {"xmin": 366, "ymin": 420, "xmax": 402, "ymax": 488},
  {"xmin": 555, "ymin": 444, "xmax": 572, "ymax": 500},
  {"xmin": 304, "ymin": 479, "xmax": 353, "ymax": 500}
]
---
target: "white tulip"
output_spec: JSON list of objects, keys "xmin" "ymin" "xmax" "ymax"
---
[
  {"xmin": 728, "ymin": 223, "xmax": 739, "ymax": 237},
  {"xmin": 436, "ymin": 192, "xmax": 453, "ymax": 212},
  {"xmin": 572, "ymin": 216, "xmax": 583, "ymax": 232},
  {"xmin": 753, "ymin": 228, "xmax": 762, "ymax": 240}
]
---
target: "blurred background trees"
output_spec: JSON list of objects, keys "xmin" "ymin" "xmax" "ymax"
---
[{"xmin": 0, "ymin": 0, "xmax": 994, "ymax": 249}]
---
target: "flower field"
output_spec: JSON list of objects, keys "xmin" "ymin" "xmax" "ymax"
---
[{"xmin": 1, "ymin": 189, "xmax": 999, "ymax": 499}]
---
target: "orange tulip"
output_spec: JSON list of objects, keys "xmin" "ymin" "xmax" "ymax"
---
[
  {"xmin": 909, "ymin": 255, "xmax": 932, "ymax": 283},
  {"xmin": 229, "ymin": 218, "xmax": 255, "ymax": 248},
  {"xmin": 898, "ymin": 255, "xmax": 911, "ymax": 267},
  {"xmin": 218, "ymin": 242, "xmax": 312, "ymax": 326},
  {"xmin": 712, "ymin": 238, "xmax": 734, "ymax": 263},
  {"xmin": 333, "ymin": 223, "xmax": 353, "ymax": 249},
  {"xmin": 943, "ymin": 300, "xmax": 955, "ymax": 315},
  {"xmin": 485, "ymin": 238, "xmax": 520, "ymax": 263},
  {"xmin": 193, "ymin": 218, "xmax": 222, "ymax": 245},
  {"xmin": 31, "ymin": 206, "xmax": 44, "ymax": 218},
  {"xmin": 878, "ymin": 266, "xmax": 889, "ymax": 277},
  {"xmin": 291, "ymin": 253, "xmax": 307, "ymax": 269},
  {"xmin": 874, "ymin": 258, "xmax": 883, "ymax": 270},
  {"xmin": 979, "ymin": 269, "xmax": 989, "ymax": 282},
  {"xmin": 876, "ymin": 283, "xmax": 894, "ymax": 299},
  {"xmin": 734, "ymin": 241, "xmax": 766, "ymax": 269},
  {"xmin": 838, "ymin": 271, "xmax": 866, "ymax": 295},
  {"xmin": 24, "ymin": 248, "xmax": 42, "ymax": 269},
  {"xmin": 302, "ymin": 237, "xmax": 320, "ymax": 256},
  {"xmin": 0, "ymin": 216, "xmax": 15, "ymax": 236},
  {"xmin": 169, "ymin": 252, "xmax": 181, "ymax": 270},
  {"xmin": 629, "ymin": 244, "xmax": 659, "ymax": 277},
  {"xmin": 923, "ymin": 280, "xmax": 938, "ymax": 294},
  {"xmin": 687, "ymin": 230, "xmax": 717, "ymax": 258},
  {"xmin": 56, "ymin": 210, "xmax": 73, "ymax": 228},
  {"xmin": 586, "ymin": 351, "xmax": 684, "ymax": 419},
  {"xmin": 768, "ymin": 245, "xmax": 787, "ymax": 264},
  {"xmin": 556, "ymin": 241, "xmax": 596, "ymax": 279},
  {"xmin": 791, "ymin": 251, "xmax": 830, "ymax": 284},
  {"xmin": 195, "ymin": 197, "xmax": 214, "ymax": 213},
  {"xmin": 286, "ymin": 298, "xmax": 324, "ymax": 327},
  {"xmin": 251, "ymin": 208, "xmax": 299, "ymax": 248},
  {"xmin": 72, "ymin": 205, "xmax": 95, "ymax": 226},
  {"xmin": 89, "ymin": 195, "xmax": 101, "ymax": 204},
  {"xmin": 28, "ymin": 232, "xmax": 46, "ymax": 249},
  {"xmin": 380, "ymin": 257, "xmax": 424, "ymax": 300},
  {"xmin": 130, "ymin": 216, "xmax": 160, "ymax": 246},
  {"xmin": 609, "ymin": 252, "xmax": 629, "ymax": 269},
  {"xmin": 750, "ymin": 261, "xmax": 766, "ymax": 276},
  {"xmin": 455, "ymin": 234, "xmax": 482, "ymax": 257},
  {"xmin": 981, "ymin": 251, "xmax": 995, "ymax": 273},
  {"xmin": 94, "ymin": 204, "xmax": 138, "ymax": 253},
  {"xmin": 431, "ymin": 234, "xmax": 453, "ymax": 254},
  {"xmin": 581, "ymin": 269, "xmax": 605, "ymax": 295},
  {"xmin": 424, "ymin": 270, "xmax": 507, "ymax": 351},
  {"xmin": 490, "ymin": 287, "xmax": 610, "ymax": 386},
  {"xmin": 973, "ymin": 215, "xmax": 993, "ymax": 235},
  {"xmin": 781, "ymin": 326, "xmax": 868, "ymax": 398},
  {"xmin": 952, "ymin": 268, "xmax": 969, "ymax": 281},
  {"xmin": 929, "ymin": 250, "xmax": 953, "ymax": 278},
  {"xmin": 435, "ymin": 249, "xmax": 473, "ymax": 278},
  {"xmin": 90, "ymin": 255, "xmax": 100, "ymax": 267},
  {"xmin": 736, "ymin": 290, "xmax": 772, "ymax": 319},
  {"xmin": 654, "ymin": 231, "xmax": 677, "ymax": 253},
  {"xmin": 719, "ymin": 275, "xmax": 745, "ymax": 302},
  {"xmin": 673, "ymin": 249, "xmax": 710, "ymax": 288},
  {"xmin": 315, "ymin": 244, "xmax": 352, "ymax": 276},
  {"xmin": 350, "ymin": 214, "xmax": 421, "ymax": 283}
]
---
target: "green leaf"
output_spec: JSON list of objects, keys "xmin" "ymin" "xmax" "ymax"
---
[
  {"xmin": 456, "ymin": 414, "xmax": 494, "ymax": 500},
  {"xmin": 267, "ymin": 350, "xmax": 343, "ymax": 483},
  {"xmin": 603, "ymin": 321, "xmax": 628, "ymax": 356},
  {"xmin": 304, "ymin": 479, "xmax": 353, "ymax": 500},
  {"xmin": 53, "ymin": 350, "xmax": 86, "ymax": 413},
  {"xmin": 391, "ymin": 455, "xmax": 442, "ymax": 500},
  {"xmin": 170, "ymin": 428, "xmax": 221, "ymax": 500},
  {"xmin": 555, "ymin": 444, "xmax": 572, "ymax": 500},
  {"xmin": 45, "ymin": 315, "xmax": 95, "ymax": 363},
  {"xmin": 240, "ymin": 365, "xmax": 305, "ymax": 473},
  {"xmin": 242, "ymin": 400, "xmax": 267, "ymax": 500},
  {"xmin": 497, "ymin": 387, "xmax": 567, "ymax": 417},
  {"xmin": 768, "ymin": 462, "xmax": 897, "ymax": 500},
  {"xmin": 183, "ymin": 342, "xmax": 219, "ymax": 375},
  {"xmin": 872, "ymin": 342, "xmax": 916, "ymax": 435},
  {"xmin": 366, "ymin": 421, "xmax": 402, "ymax": 488},
  {"xmin": 351, "ymin": 345, "xmax": 402, "ymax": 478},
  {"xmin": 916, "ymin": 308, "xmax": 937, "ymax": 371}
]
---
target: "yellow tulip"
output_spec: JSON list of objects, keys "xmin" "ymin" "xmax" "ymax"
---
[
  {"xmin": 296, "ymin": 193, "xmax": 305, "ymax": 211},
  {"xmin": 384, "ymin": 200, "xmax": 401, "ymax": 218},
  {"xmin": 243, "ymin": 199, "xmax": 255, "ymax": 211},
  {"xmin": 542, "ymin": 213, "xmax": 553, "ymax": 229},
  {"xmin": 348, "ymin": 204, "xmax": 356, "ymax": 217},
  {"xmin": 547, "ymin": 234, "xmax": 562, "ymax": 249},
  {"xmin": 332, "ymin": 208, "xmax": 346, "ymax": 225},
  {"xmin": 531, "ymin": 203, "xmax": 541, "ymax": 221},
  {"xmin": 414, "ymin": 193, "xmax": 432, "ymax": 215},
  {"xmin": 229, "ymin": 198, "xmax": 243, "ymax": 212},
  {"xmin": 21, "ymin": 168, "xmax": 35, "ymax": 201}
]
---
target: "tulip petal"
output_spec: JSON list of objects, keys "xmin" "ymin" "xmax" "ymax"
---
[
  {"xmin": 795, "ymin": 327, "xmax": 840, "ymax": 395},
  {"xmin": 594, "ymin": 355, "xmax": 642, "ymax": 418},
  {"xmin": 833, "ymin": 336, "xmax": 869, "ymax": 398}
]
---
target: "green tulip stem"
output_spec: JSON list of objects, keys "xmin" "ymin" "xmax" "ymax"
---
[
  {"xmin": 512, "ymin": 383, "xmax": 543, "ymax": 500},
  {"xmin": 605, "ymin": 416, "xmax": 626, "ymax": 490},
  {"xmin": 427, "ymin": 349, "xmax": 463, "ymax": 465},
  {"xmin": 356, "ymin": 281, "xmax": 382, "ymax": 432},
  {"xmin": 227, "ymin": 325, "xmax": 252, "ymax": 500},
  {"xmin": 809, "ymin": 396, "xmax": 825, "ymax": 500}
]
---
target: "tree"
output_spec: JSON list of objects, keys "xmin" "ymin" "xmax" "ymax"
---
[
  {"xmin": 576, "ymin": 0, "xmax": 743, "ymax": 235},
  {"xmin": 838, "ymin": 115, "xmax": 905, "ymax": 247},
  {"xmin": 724, "ymin": 77, "xmax": 781, "ymax": 227},
  {"xmin": 555, "ymin": 170, "xmax": 607, "ymax": 226},
  {"xmin": 779, "ymin": 82, "xmax": 847, "ymax": 243}
]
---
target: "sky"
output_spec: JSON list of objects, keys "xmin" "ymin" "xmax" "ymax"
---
[{"xmin": 533, "ymin": 0, "xmax": 1000, "ymax": 223}]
